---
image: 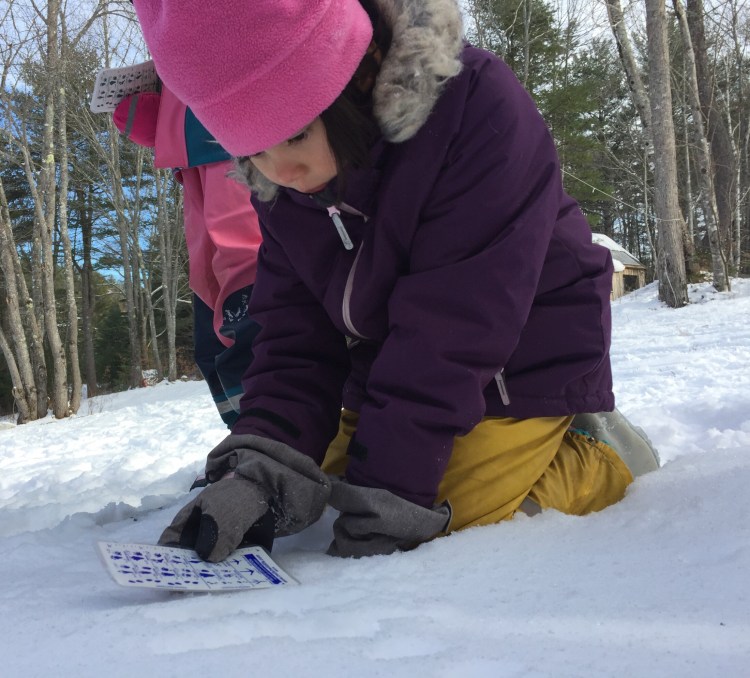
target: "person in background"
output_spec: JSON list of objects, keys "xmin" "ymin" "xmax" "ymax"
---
[
  {"xmin": 113, "ymin": 84, "xmax": 262, "ymax": 428},
  {"xmin": 134, "ymin": 0, "xmax": 659, "ymax": 561}
]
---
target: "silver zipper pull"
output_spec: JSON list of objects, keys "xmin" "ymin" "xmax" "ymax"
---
[
  {"xmin": 327, "ymin": 205, "xmax": 353, "ymax": 250},
  {"xmin": 494, "ymin": 369, "xmax": 510, "ymax": 406}
]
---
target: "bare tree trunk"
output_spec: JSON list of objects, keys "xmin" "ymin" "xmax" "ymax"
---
[
  {"xmin": 677, "ymin": 61, "xmax": 701, "ymax": 277},
  {"xmin": 0, "ymin": 142, "xmax": 49, "ymax": 419},
  {"xmin": 464, "ymin": 0, "xmax": 490, "ymax": 49},
  {"xmin": 0, "ymin": 178, "xmax": 37, "ymax": 422},
  {"xmin": 38, "ymin": 0, "xmax": 70, "ymax": 417},
  {"xmin": 0, "ymin": 325, "xmax": 31, "ymax": 424},
  {"xmin": 687, "ymin": 0, "xmax": 738, "ymax": 276},
  {"xmin": 110, "ymin": 132, "xmax": 143, "ymax": 388},
  {"xmin": 605, "ymin": 0, "xmax": 687, "ymax": 277},
  {"xmin": 129, "ymin": 147, "xmax": 162, "ymax": 378},
  {"xmin": 24, "ymin": 183, "xmax": 49, "ymax": 417},
  {"xmin": 522, "ymin": 0, "xmax": 532, "ymax": 89},
  {"xmin": 682, "ymin": 74, "xmax": 695, "ymax": 244},
  {"xmin": 733, "ymin": 97, "xmax": 745, "ymax": 273},
  {"xmin": 57, "ymin": 22, "xmax": 82, "ymax": 413},
  {"xmin": 156, "ymin": 169, "xmax": 180, "ymax": 381},
  {"xmin": 645, "ymin": 0, "xmax": 688, "ymax": 307},
  {"xmin": 135, "ymin": 244, "xmax": 149, "ymax": 375},
  {"xmin": 642, "ymin": 149, "xmax": 657, "ymax": 261},
  {"xmin": 2, "ymin": 28, "xmax": 50, "ymax": 420},
  {"xmin": 724, "ymin": 59, "xmax": 745, "ymax": 273},
  {"xmin": 728, "ymin": 2, "xmax": 747, "ymax": 272},
  {"xmin": 77, "ymin": 186, "xmax": 98, "ymax": 398},
  {"xmin": 673, "ymin": 0, "xmax": 730, "ymax": 291},
  {"xmin": 101, "ymin": 13, "xmax": 142, "ymax": 388},
  {"xmin": 604, "ymin": 0, "xmax": 653, "ymax": 140},
  {"xmin": 142, "ymin": 263, "xmax": 164, "ymax": 379}
]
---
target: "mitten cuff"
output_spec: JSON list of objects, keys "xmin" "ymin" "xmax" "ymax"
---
[{"xmin": 327, "ymin": 480, "xmax": 452, "ymax": 558}]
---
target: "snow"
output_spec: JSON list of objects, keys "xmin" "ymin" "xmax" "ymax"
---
[{"xmin": 1, "ymin": 279, "xmax": 749, "ymax": 677}]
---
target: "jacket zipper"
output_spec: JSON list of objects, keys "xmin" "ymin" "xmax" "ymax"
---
[
  {"xmin": 319, "ymin": 200, "xmax": 369, "ymax": 338},
  {"xmin": 342, "ymin": 244, "xmax": 369, "ymax": 340},
  {"xmin": 494, "ymin": 369, "xmax": 511, "ymax": 405},
  {"xmin": 327, "ymin": 206, "xmax": 353, "ymax": 250},
  {"xmin": 327, "ymin": 198, "xmax": 504, "ymax": 400}
]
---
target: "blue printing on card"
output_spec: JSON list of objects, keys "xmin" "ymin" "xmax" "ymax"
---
[
  {"xmin": 102, "ymin": 542, "xmax": 290, "ymax": 589},
  {"xmin": 244, "ymin": 553, "xmax": 283, "ymax": 585}
]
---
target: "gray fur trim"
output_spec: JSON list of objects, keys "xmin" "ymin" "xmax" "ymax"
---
[
  {"xmin": 231, "ymin": 157, "xmax": 279, "ymax": 202},
  {"xmin": 373, "ymin": 0, "xmax": 464, "ymax": 143},
  {"xmin": 232, "ymin": 0, "xmax": 464, "ymax": 202}
]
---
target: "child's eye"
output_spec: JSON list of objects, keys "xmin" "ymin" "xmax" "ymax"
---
[{"xmin": 287, "ymin": 129, "xmax": 309, "ymax": 145}]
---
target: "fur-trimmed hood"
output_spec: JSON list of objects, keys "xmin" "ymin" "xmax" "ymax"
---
[
  {"xmin": 237, "ymin": 0, "xmax": 464, "ymax": 200},
  {"xmin": 371, "ymin": 0, "xmax": 464, "ymax": 142}
]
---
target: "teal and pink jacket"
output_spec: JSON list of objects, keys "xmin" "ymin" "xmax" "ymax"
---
[{"xmin": 114, "ymin": 85, "xmax": 262, "ymax": 426}]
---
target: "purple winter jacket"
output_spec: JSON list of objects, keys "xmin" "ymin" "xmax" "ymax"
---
[{"xmin": 232, "ymin": 45, "xmax": 615, "ymax": 508}]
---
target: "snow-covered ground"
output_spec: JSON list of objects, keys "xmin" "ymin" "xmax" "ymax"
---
[{"xmin": 1, "ymin": 279, "xmax": 748, "ymax": 678}]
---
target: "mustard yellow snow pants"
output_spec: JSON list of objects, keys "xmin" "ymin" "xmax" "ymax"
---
[{"xmin": 322, "ymin": 409, "xmax": 634, "ymax": 532}]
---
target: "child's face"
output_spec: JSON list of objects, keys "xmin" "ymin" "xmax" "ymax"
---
[{"xmin": 249, "ymin": 117, "xmax": 337, "ymax": 194}]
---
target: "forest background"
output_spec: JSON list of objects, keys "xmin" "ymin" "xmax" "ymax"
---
[{"xmin": 1, "ymin": 0, "xmax": 748, "ymax": 422}]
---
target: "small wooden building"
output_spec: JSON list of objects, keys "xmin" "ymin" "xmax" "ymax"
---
[{"xmin": 592, "ymin": 233, "xmax": 647, "ymax": 300}]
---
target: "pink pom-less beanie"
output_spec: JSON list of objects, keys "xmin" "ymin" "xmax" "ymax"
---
[{"xmin": 132, "ymin": 0, "xmax": 373, "ymax": 156}]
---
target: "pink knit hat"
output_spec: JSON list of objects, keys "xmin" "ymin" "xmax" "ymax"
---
[{"xmin": 132, "ymin": 0, "xmax": 373, "ymax": 156}]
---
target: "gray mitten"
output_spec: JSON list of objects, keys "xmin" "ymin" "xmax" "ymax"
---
[
  {"xmin": 327, "ymin": 480, "xmax": 452, "ymax": 558},
  {"xmin": 159, "ymin": 434, "xmax": 331, "ymax": 562},
  {"xmin": 159, "ymin": 476, "xmax": 272, "ymax": 562}
]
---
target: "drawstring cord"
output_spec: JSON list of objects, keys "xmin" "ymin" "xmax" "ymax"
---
[{"xmin": 327, "ymin": 205, "xmax": 354, "ymax": 250}]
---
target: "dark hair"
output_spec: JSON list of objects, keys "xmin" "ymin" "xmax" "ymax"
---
[
  {"xmin": 319, "ymin": 85, "xmax": 379, "ymax": 181},
  {"xmin": 319, "ymin": 0, "xmax": 392, "ymax": 196}
]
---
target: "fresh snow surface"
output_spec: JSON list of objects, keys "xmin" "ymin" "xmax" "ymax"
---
[{"xmin": 1, "ymin": 279, "xmax": 749, "ymax": 678}]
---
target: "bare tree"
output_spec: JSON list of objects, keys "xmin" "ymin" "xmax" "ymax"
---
[
  {"xmin": 1, "ymin": 0, "xmax": 112, "ymax": 419},
  {"xmin": 726, "ymin": 0, "xmax": 749, "ymax": 272},
  {"xmin": 0, "ymin": 177, "xmax": 36, "ymax": 422},
  {"xmin": 604, "ymin": 0, "xmax": 653, "ymax": 137},
  {"xmin": 76, "ymin": 185, "xmax": 99, "ymax": 398},
  {"xmin": 0, "ymin": 25, "xmax": 46, "ymax": 422},
  {"xmin": 131, "ymin": 148, "xmax": 163, "ymax": 379},
  {"xmin": 100, "ymin": 15, "xmax": 143, "ymax": 388},
  {"xmin": 674, "ymin": 0, "xmax": 731, "ymax": 291},
  {"xmin": 155, "ymin": 168, "xmax": 185, "ymax": 381},
  {"xmin": 57, "ymin": 10, "xmax": 83, "ymax": 412},
  {"xmin": 36, "ymin": 0, "xmax": 71, "ymax": 417},
  {"xmin": 687, "ymin": 0, "xmax": 739, "ymax": 275},
  {"xmin": 0, "ymin": 0, "xmax": 70, "ymax": 417},
  {"xmin": 645, "ymin": 0, "xmax": 689, "ymax": 307}
]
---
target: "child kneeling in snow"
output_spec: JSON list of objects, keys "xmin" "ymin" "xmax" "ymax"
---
[{"xmin": 134, "ymin": 0, "xmax": 659, "ymax": 560}]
